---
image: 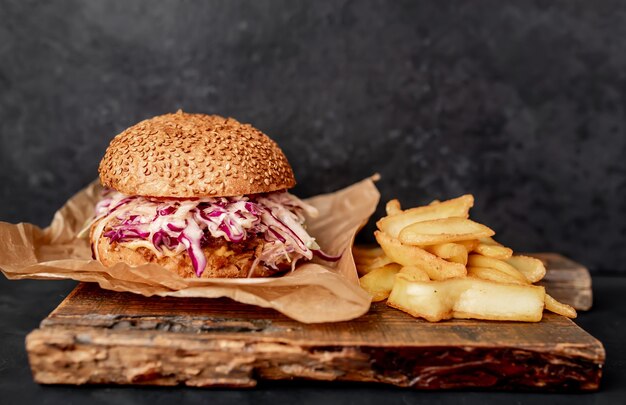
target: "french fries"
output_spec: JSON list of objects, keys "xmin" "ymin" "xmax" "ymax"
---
[
  {"xmin": 359, "ymin": 264, "xmax": 401, "ymax": 302},
  {"xmin": 398, "ymin": 217, "xmax": 495, "ymax": 246},
  {"xmin": 376, "ymin": 194, "xmax": 474, "ymax": 238},
  {"xmin": 353, "ymin": 245, "xmax": 394, "ymax": 275},
  {"xmin": 355, "ymin": 255, "xmax": 394, "ymax": 276},
  {"xmin": 545, "ymin": 294, "xmax": 577, "ymax": 319},
  {"xmin": 398, "ymin": 266, "xmax": 430, "ymax": 282},
  {"xmin": 506, "ymin": 255, "xmax": 546, "ymax": 283},
  {"xmin": 474, "ymin": 243, "xmax": 513, "ymax": 260},
  {"xmin": 385, "ymin": 199, "xmax": 402, "ymax": 216},
  {"xmin": 467, "ymin": 266, "xmax": 525, "ymax": 285},
  {"xmin": 388, "ymin": 275, "xmax": 546, "ymax": 322},
  {"xmin": 457, "ymin": 239, "xmax": 480, "ymax": 252},
  {"xmin": 424, "ymin": 243, "xmax": 468, "ymax": 265},
  {"xmin": 479, "ymin": 236, "xmax": 501, "ymax": 246},
  {"xmin": 375, "ymin": 231, "xmax": 467, "ymax": 281},
  {"xmin": 467, "ymin": 254, "xmax": 528, "ymax": 284},
  {"xmin": 358, "ymin": 194, "xmax": 577, "ymax": 322}
]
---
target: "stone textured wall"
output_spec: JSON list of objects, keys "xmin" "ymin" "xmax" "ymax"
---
[{"xmin": 1, "ymin": 1, "xmax": 624, "ymax": 271}]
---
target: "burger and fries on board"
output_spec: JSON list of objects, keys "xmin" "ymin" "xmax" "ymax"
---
[
  {"xmin": 1, "ymin": 110, "xmax": 602, "ymax": 391},
  {"xmin": 2, "ymin": 110, "xmax": 578, "ymax": 325}
]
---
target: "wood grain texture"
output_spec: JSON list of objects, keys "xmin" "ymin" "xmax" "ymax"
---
[{"xmin": 25, "ymin": 254, "xmax": 603, "ymax": 391}]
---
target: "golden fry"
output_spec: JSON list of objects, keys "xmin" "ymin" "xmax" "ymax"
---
[
  {"xmin": 467, "ymin": 266, "xmax": 525, "ymax": 285},
  {"xmin": 385, "ymin": 199, "xmax": 402, "ymax": 216},
  {"xmin": 387, "ymin": 276, "xmax": 545, "ymax": 322},
  {"xmin": 425, "ymin": 243, "xmax": 468, "ymax": 265},
  {"xmin": 375, "ymin": 231, "xmax": 467, "ymax": 280},
  {"xmin": 506, "ymin": 255, "xmax": 547, "ymax": 283},
  {"xmin": 467, "ymin": 254, "xmax": 528, "ymax": 284},
  {"xmin": 359, "ymin": 263, "xmax": 401, "ymax": 302},
  {"xmin": 398, "ymin": 218, "xmax": 495, "ymax": 246},
  {"xmin": 448, "ymin": 253, "xmax": 468, "ymax": 265},
  {"xmin": 544, "ymin": 294, "xmax": 577, "ymax": 318},
  {"xmin": 457, "ymin": 239, "xmax": 480, "ymax": 252},
  {"xmin": 398, "ymin": 266, "xmax": 430, "ymax": 282},
  {"xmin": 479, "ymin": 236, "xmax": 502, "ymax": 246},
  {"xmin": 376, "ymin": 194, "xmax": 474, "ymax": 238},
  {"xmin": 474, "ymin": 243, "xmax": 513, "ymax": 260}
]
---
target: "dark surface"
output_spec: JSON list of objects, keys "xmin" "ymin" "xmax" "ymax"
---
[
  {"xmin": 0, "ymin": 1, "xmax": 625, "ymax": 271},
  {"xmin": 0, "ymin": 275, "xmax": 624, "ymax": 404}
]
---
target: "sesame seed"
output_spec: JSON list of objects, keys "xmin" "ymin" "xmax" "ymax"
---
[{"xmin": 99, "ymin": 112, "xmax": 295, "ymax": 197}]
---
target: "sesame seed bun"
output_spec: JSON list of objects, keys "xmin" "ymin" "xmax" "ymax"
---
[{"xmin": 98, "ymin": 111, "xmax": 296, "ymax": 198}]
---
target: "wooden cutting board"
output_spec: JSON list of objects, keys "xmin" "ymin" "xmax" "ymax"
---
[{"xmin": 26, "ymin": 253, "xmax": 603, "ymax": 391}]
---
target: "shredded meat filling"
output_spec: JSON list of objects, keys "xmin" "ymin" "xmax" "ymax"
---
[{"xmin": 109, "ymin": 233, "xmax": 290, "ymax": 278}]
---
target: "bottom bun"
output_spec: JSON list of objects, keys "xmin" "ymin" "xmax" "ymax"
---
[{"xmin": 95, "ymin": 236, "xmax": 284, "ymax": 278}]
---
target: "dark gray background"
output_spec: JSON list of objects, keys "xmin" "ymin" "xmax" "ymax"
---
[{"xmin": 1, "ymin": 0, "xmax": 625, "ymax": 271}]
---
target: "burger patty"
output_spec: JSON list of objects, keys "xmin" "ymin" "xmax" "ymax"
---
[{"xmin": 95, "ymin": 233, "xmax": 289, "ymax": 278}]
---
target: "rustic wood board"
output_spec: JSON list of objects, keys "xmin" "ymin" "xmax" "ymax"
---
[{"xmin": 26, "ymin": 253, "xmax": 604, "ymax": 391}]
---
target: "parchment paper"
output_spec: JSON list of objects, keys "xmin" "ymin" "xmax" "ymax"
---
[{"xmin": 0, "ymin": 178, "xmax": 379, "ymax": 323}]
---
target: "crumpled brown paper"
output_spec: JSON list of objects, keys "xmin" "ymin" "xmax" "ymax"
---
[{"xmin": 0, "ymin": 177, "xmax": 379, "ymax": 323}]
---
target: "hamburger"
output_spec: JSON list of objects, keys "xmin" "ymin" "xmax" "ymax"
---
[{"xmin": 90, "ymin": 111, "xmax": 334, "ymax": 278}]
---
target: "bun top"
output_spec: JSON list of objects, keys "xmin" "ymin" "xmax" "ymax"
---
[{"xmin": 98, "ymin": 111, "xmax": 296, "ymax": 198}]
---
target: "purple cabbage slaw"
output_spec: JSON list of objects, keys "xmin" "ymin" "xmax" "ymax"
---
[{"xmin": 90, "ymin": 190, "xmax": 340, "ymax": 277}]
